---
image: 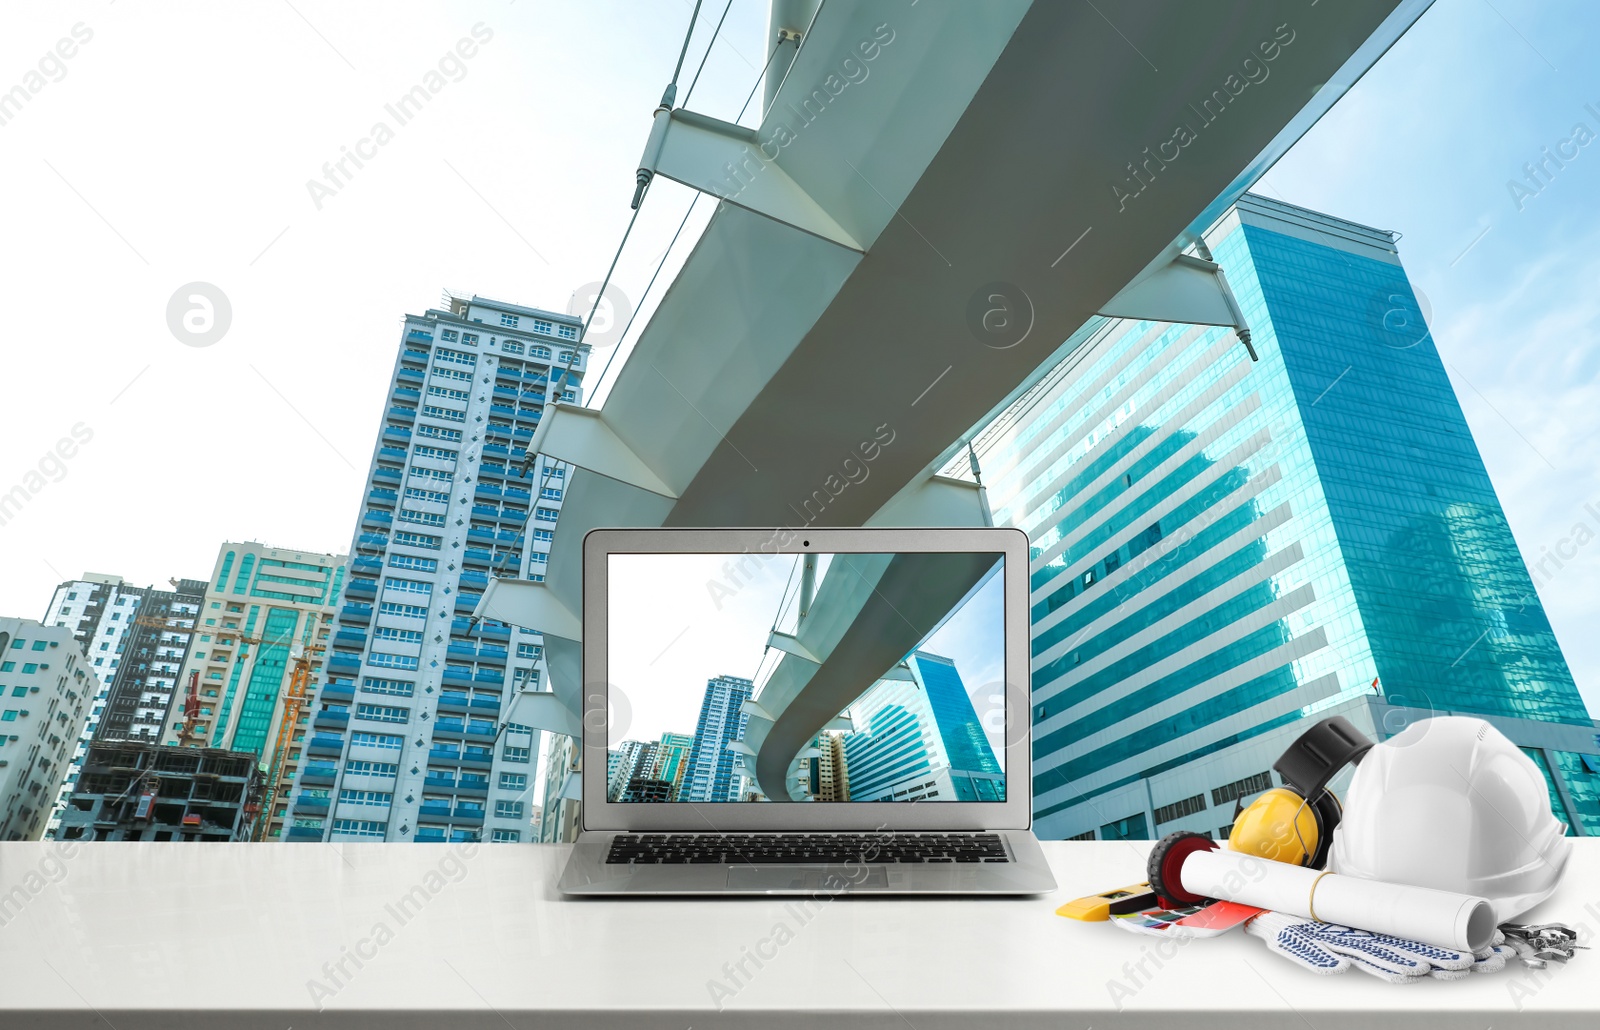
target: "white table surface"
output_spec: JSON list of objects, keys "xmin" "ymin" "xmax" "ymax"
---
[{"xmin": 0, "ymin": 839, "xmax": 1594, "ymax": 1028}]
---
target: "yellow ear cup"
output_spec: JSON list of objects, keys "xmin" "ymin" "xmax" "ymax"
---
[{"xmin": 1228, "ymin": 787, "xmax": 1321, "ymax": 865}]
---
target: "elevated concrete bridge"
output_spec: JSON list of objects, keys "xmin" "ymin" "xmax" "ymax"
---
[{"xmin": 476, "ymin": 0, "xmax": 1434, "ymax": 788}]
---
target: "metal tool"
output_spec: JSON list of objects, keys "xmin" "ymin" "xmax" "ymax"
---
[{"xmin": 1498, "ymin": 922, "xmax": 1587, "ymax": 968}]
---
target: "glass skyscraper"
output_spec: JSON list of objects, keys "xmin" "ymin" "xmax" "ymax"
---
[
  {"xmin": 963, "ymin": 194, "xmax": 1599, "ymax": 840},
  {"xmin": 842, "ymin": 652, "xmax": 1003, "ymax": 802}
]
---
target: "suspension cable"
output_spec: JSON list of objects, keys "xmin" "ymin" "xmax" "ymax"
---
[
  {"xmin": 682, "ymin": 0, "xmax": 736, "ymax": 110},
  {"xmin": 589, "ymin": 26, "xmax": 792, "ymax": 398},
  {"xmin": 500, "ymin": 8, "xmax": 794, "ymax": 585},
  {"xmin": 663, "ymin": 0, "xmax": 706, "ymax": 109}
]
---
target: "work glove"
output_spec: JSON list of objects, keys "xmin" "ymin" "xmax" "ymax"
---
[{"xmin": 1244, "ymin": 911, "xmax": 1497, "ymax": 983}]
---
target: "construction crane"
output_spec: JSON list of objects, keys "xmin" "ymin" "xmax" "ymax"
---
[
  {"xmin": 252, "ymin": 643, "xmax": 326, "ymax": 841},
  {"xmin": 172, "ymin": 670, "xmax": 204, "ymax": 746},
  {"xmin": 136, "ymin": 609, "xmax": 294, "ymax": 749},
  {"xmin": 136, "ymin": 602, "xmax": 321, "ymax": 839}
]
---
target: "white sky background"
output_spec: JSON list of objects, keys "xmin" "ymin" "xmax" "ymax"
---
[
  {"xmin": 1, "ymin": 0, "xmax": 1597, "ymax": 717},
  {"xmin": 606, "ymin": 552, "xmax": 1006, "ymax": 760},
  {"xmin": 0, "ymin": 0, "xmax": 764, "ymax": 614}
]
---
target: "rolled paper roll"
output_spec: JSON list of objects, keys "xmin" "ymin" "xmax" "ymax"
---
[{"xmin": 1181, "ymin": 846, "xmax": 1495, "ymax": 952}]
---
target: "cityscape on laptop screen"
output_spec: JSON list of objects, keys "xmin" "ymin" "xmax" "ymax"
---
[{"xmin": 606, "ymin": 551, "xmax": 1006, "ymax": 803}]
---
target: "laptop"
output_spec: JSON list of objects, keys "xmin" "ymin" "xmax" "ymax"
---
[{"xmin": 557, "ymin": 526, "xmax": 1056, "ymax": 896}]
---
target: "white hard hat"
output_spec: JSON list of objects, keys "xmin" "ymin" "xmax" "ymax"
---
[{"xmin": 1329, "ymin": 716, "xmax": 1571, "ymax": 922}]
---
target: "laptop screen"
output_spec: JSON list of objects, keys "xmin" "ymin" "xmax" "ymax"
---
[{"xmin": 605, "ymin": 550, "xmax": 1005, "ymax": 803}]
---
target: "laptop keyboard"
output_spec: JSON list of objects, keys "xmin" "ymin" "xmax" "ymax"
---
[{"xmin": 605, "ymin": 832, "xmax": 1010, "ymax": 865}]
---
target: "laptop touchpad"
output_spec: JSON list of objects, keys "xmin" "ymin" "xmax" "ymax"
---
[{"xmin": 727, "ymin": 866, "xmax": 889, "ymax": 890}]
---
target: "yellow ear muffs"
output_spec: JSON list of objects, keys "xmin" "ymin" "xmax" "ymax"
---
[{"xmin": 1228, "ymin": 787, "xmax": 1323, "ymax": 866}]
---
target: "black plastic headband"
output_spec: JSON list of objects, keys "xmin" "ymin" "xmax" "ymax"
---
[{"xmin": 1273, "ymin": 715, "xmax": 1373, "ymax": 800}]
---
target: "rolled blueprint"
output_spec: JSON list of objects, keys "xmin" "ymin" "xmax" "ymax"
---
[{"xmin": 1181, "ymin": 846, "xmax": 1495, "ymax": 952}]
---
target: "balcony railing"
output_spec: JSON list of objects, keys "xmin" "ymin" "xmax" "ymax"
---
[
  {"xmin": 471, "ymin": 647, "xmax": 507, "ymax": 668},
  {"xmin": 308, "ymin": 734, "xmax": 345, "ymax": 756},
  {"xmin": 341, "ymin": 602, "xmax": 373, "ymax": 623},
  {"xmin": 313, "ymin": 710, "xmax": 349, "ymax": 731},
  {"xmin": 300, "ymin": 764, "xmax": 337, "ymax": 786}
]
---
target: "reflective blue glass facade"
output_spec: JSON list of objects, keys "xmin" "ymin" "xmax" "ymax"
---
[
  {"xmin": 968, "ymin": 194, "xmax": 1597, "ymax": 840},
  {"xmin": 913, "ymin": 653, "xmax": 1002, "ymax": 785},
  {"xmin": 841, "ymin": 653, "xmax": 1005, "ymax": 802}
]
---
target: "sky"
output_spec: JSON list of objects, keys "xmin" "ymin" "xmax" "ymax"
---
[
  {"xmin": 605, "ymin": 551, "xmax": 1005, "ymax": 761},
  {"xmin": 1, "ymin": 0, "xmax": 1597, "ymax": 716}
]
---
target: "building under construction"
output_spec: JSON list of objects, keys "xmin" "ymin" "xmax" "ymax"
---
[{"xmin": 55, "ymin": 741, "xmax": 263, "ymax": 842}]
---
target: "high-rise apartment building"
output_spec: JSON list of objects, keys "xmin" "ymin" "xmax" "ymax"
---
[
  {"xmin": 39, "ymin": 573, "xmax": 148, "ymax": 829},
  {"xmin": 283, "ymin": 295, "xmax": 586, "ymax": 845},
  {"xmin": 680, "ymin": 675, "xmax": 753, "ymax": 803},
  {"xmin": 961, "ymin": 194, "xmax": 1600, "ymax": 840},
  {"xmin": 842, "ymin": 652, "xmax": 1003, "ymax": 802},
  {"xmin": 0, "ymin": 619, "xmax": 93, "ymax": 840},
  {"xmin": 154, "ymin": 543, "xmax": 343, "ymax": 842},
  {"xmin": 159, "ymin": 543, "xmax": 342, "ymax": 752},
  {"xmin": 92, "ymin": 579, "xmax": 207, "ymax": 744},
  {"xmin": 650, "ymin": 732, "xmax": 695, "ymax": 801},
  {"xmin": 540, "ymin": 731, "xmax": 582, "ymax": 842},
  {"xmin": 607, "ymin": 739, "xmax": 656, "ymax": 801},
  {"xmin": 813, "ymin": 731, "xmax": 849, "ymax": 802}
]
